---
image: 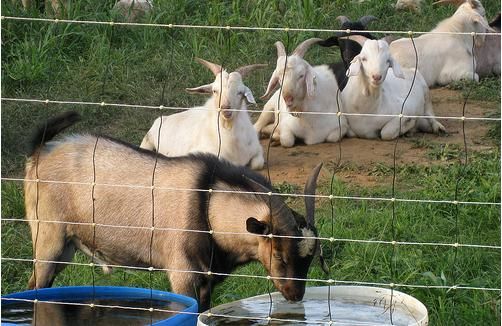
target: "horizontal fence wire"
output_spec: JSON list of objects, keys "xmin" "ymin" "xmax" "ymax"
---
[
  {"xmin": 1, "ymin": 218, "xmax": 500, "ymax": 250},
  {"xmin": 1, "ymin": 97, "xmax": 500, "ymax": 121},
  {"xmin": 1, "ymin": 15, "xmax": 501, "ymax": 36},
  {"xmin": 2, "ymin": 257, "xmax": 500, "ymax": 292},
  {"xmin": 2, "ymin": 177, "xmax": 499, "ymax": 206}
]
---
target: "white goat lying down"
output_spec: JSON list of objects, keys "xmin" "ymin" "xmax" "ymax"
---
[
  {"xmin": 342, "ymin": 38, "xmax": 446, "ymax": 140},
  {"xmin": 141, "ymin": 58, "xmax": 266, "ymax": 170},
  {"xmin": 389, "ymin": 0, "xmax": 492, "ymax": 87},
  {"xmin": 254, "ymin": 38, "xmax": 349, "ymax": 147}
]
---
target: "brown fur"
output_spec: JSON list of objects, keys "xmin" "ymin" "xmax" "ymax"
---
[{"xmin": 25, "ymin": 127, "xmax": 321, "ymax": 311}]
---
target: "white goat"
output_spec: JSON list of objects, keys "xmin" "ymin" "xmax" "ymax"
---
[
  {"xmin": 141, "ymin": 58, "xmax": 265, "ymax": 170},
  {"xmin": 254, "ymin": 38, "xmax": 349, "ymax": 147},
  {"xmin": 342, "ymin": 39, "xmax": 445, "ymax": 140},
  {"xmin": 389, "ymin": 0, "xmax": 492, "ymax": 87}
]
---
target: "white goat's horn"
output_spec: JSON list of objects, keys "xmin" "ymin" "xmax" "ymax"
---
[
  {"xmin": 195, "ymin": 58, "xmax": 223, "ymax": 76},
  {"xmin": 275, "ymin": 41, "xmax": 287, "ymax": 57},
  {"xmin": 235, "ymin": 64, "xmax": 268, "ymax": 78},
  {"xmin": 292, "ymin": 38, "xmax": 323, "ymax": 58},
  {"xmin": 432, "ymin": 0, "xmax": 465, "ymax": 7},
  {"xmin": 336, "ymin": 15, "xmax": 350, "ymax": 25}
]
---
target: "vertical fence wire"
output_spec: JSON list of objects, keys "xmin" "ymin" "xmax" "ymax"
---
[
  {"xmin": 146, "ymin": 23, "xmax": 176, "ymax": 324},
  {"xmin": 31, "ymin": 115, "xmax": 48, "ymax": 326},
  {"xmin": 450, "ymin": 33, "xmax": 476, "ymax": 326},
  {"xmin": 90, "ymin": 136, "xmax": 99, "ymax": 305},
  {"xmin": 389, "ymin": 32, "xmax": 419, "ymax": 324},
  {"xmin": 204, "ymin": 28, "xmax": 231, "ymax": 320},
  {"xmin": 30, "ymin": 20, "xmax": 62, "ymax": 322},
  {"xmin": 264, "ymin": 32, "xmax": 290, "ymax": 324},
  {"xmin": 327, "ymin": 33, "xmax": 348, "ymax": 323}
]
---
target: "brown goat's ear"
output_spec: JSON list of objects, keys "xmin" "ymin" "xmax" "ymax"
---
[{"xmin": 246, "ymin": 217, "xmax": 270, "ymax": 235}]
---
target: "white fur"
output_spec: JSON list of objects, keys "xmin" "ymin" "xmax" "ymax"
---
[
  {"xmin": 141, "ymin": 70, "xmax": 264, "ymax": 170},
  {"xmin": 255, "ymin": 50, "xmax": 349, "ymax": 147},
  {"xmin": 298, "ymin": 228, "xmax": 316, "ymax": 258},
  {"xmin": 342, "ymin": 39, "xmax": 445, "ymax": 140},
  {"xmin": 389, "ymin": 0, "xmax": 491, "ymax": 86}
]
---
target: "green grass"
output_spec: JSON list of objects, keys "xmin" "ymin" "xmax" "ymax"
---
[{"xmin": 1, "ymin": 0, "xmax": 500, "ymax": 324}]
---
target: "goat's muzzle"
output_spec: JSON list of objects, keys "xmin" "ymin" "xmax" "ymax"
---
[
  {"xmin": 281, "ymin": 283, "xmax": 306, "ymax": 302},
  {"xmin": 220, "ymin": 107, "xmax": 233, "ymax": 120}
]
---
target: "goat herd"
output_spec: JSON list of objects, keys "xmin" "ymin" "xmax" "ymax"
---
[
  {"xmin": 142, "ymin": 0, "xmax": 499, "ymax": 171},
  {"xmin": 23, "ymin": 0, "xmax": 500, "ymax": 313}
]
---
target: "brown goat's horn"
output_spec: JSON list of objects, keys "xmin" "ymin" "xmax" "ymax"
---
[
  {"xmin": 304, "ymin": 162, "xmax": 323, "ymax": 228},
  {"xmin": 235, "ymin": 64, "xmax": 268, "ymax": 78},
  {"xmin": 195, "ymin": 58, "xmax": 224, "ymax": 76},
  {"xmin": 359, "ymin": 15, "xmax": 378, "ymax": 27},
  {"xmin": 275, "ymin": 41, "xmax": 287, "ymax": 57},
  {"xmin": 336, "ymin": 15, "xmax": 350, "ymax": 25},
  {"xmin": 432, "ymin": 0, "xmax": 465, "ymax": 7},
  {"xmin": 292, "ymin": 38, "xmax": 324, "ymax": 58}
]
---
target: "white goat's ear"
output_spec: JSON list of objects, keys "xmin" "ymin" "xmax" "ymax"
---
[
  {"xmin": 347, "ymin": 56, "xmax": 361, "ymax": 77},
  {"xmin": 242, "ymin": 86, "xmax": 256, "ymax": 104},
  {"xmin": 472, "ymin": 15, "xmax": 493, "ymax": 32},
  {"xmin": 185, "ymin": 84, "xmax": 213, "ymax": 94},
  {"xmin": 389, "ymin": 57, "xmax": 405, "ymax": 79},
  {"xmin": 261, "ymin": 71, "xmax": 279, "ymax": 99},
  {"xmin": 305, "ymin": 67, "xmax": 316, "ymax": 97}
]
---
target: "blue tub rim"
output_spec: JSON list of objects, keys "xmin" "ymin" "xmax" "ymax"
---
[{"xmin": 1, "ymin": 286, "xmax": 198, "ymax": 326}]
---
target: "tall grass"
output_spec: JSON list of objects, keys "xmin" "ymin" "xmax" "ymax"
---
[{"xmin": 1, "ymin": 0, "xmax": 500, "ymax": 324}]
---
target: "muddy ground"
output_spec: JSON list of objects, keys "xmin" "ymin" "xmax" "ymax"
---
[{"xmin": 257, "ymin": 88, "xmax": 499, "ymax": 187}]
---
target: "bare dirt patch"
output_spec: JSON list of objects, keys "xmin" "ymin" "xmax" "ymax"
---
[{"xmin": 258, "ymin": 88, "xmax": 499, "ymax": 187}]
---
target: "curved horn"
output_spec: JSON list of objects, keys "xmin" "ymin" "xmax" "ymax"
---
[
  {"xmin": 275, "ymin": 41, "xmax": 287, "ymax": 58},
  {"xmin": 359, "ymin": 15, "xmax": 378, "ymax": 27},
  {"xmin": 195, "ymin": 58, "xmax": 223, "ymax": 76},
  {"xmin": 292, "ymin": 38, "xmax": 323, "ymax": 58},
  {"xmin": 432, "ymin": 0, "xmax": 465, "ymax": 7},
  {"xmin": 336, "ymin": 15, "xmax": 350, "ymax": 25},
  {"xmin": 235, "ymin": 64, "xmax": 268, "ymax": 78},
  {"xmin": 304, "ymin": 163, "xmax": 323, "ymax": 228},
  {"xmin": 338, "ymin": 34, "xmax": 369, "ymax": 46}
]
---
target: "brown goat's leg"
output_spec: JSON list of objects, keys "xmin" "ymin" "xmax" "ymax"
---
[
  {"xmin": 28, "ymin": 228, "xmax": 67, "ymax": 289},
  {"xmin": 169, "ymin": 271, "xmax": 209, "ymax": 311}
]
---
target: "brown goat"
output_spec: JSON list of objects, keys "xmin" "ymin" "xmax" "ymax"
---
[{"xmin": 25, "ymin": 112, "xmax": 323, "ymax": 312}]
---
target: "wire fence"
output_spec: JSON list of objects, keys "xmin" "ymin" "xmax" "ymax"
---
[{"xmin": 1, "ymin": 10, "xmax": 501, "ymax": 326}]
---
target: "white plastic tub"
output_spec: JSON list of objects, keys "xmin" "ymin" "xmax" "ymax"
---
[{"xmin": 198, "ymin": 286, "xmax": 428, "ymax": 325}]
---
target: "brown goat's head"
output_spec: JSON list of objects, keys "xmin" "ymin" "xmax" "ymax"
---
[{"xmin": 245, "ymin": 163, "xmax": 323, "ymax": 301}]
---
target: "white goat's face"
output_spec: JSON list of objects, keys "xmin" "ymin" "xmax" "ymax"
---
[
  {"xmin": 279, "ymin": 56, "xmax": 310, "ymax": 111},
  {"xmin": 348, "ymin": 39, "xmax": 404, "ymax": 86},
  {"xmin": 265, "ymin": 56, "xmax": 315, "ymax": 113},
  {"xmin": 187, "ymin": 71, "xmax": 255, "ymax": 121},
  {"xmin": 456, "ymin": 0, "xmax": 491, "ymax": 47}
]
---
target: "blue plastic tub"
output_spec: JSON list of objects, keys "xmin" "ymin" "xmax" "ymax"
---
[{"xmin": 1, "ymin": 286, "xmax": 198, "ymax": 326}]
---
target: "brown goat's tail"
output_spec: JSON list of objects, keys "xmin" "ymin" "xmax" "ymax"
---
[{"xmin": 28, "ymin": 111, "xmax": 81, "ymax": 157}]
